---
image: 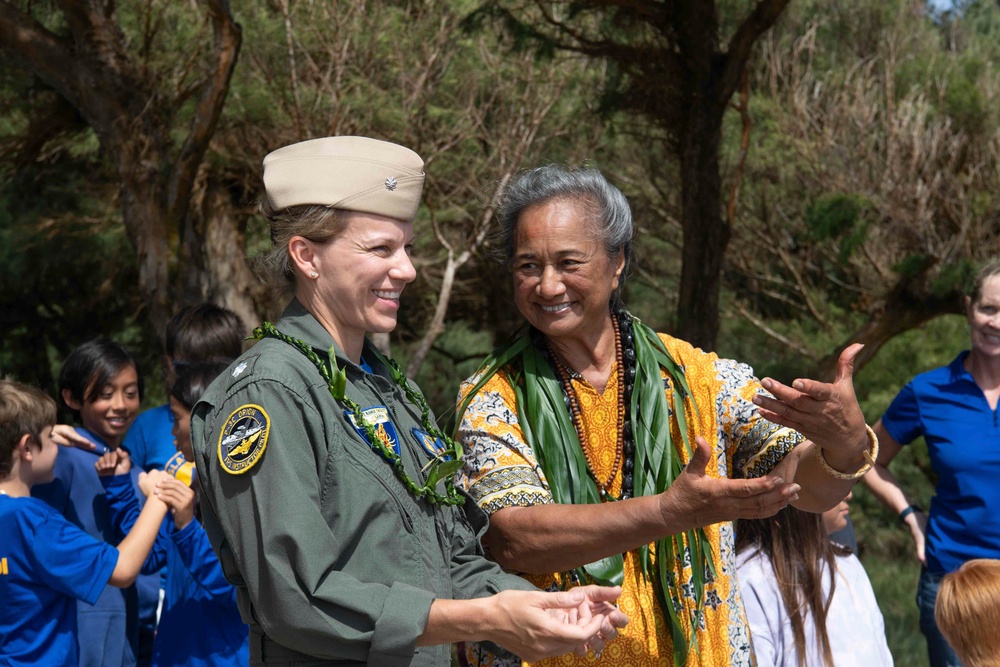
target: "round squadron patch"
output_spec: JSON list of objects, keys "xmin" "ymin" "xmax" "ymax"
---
[{"xmin": 218, "ymin": 404, "xmax": 270, "ymax": 475}]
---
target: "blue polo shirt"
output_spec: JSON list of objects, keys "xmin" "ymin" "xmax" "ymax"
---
[{"xmin": 881, "ymin": 351, "xmax": 1000, "ymax": 574}]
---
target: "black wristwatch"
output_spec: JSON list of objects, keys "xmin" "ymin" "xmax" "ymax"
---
[{"xmin": 899, "ymin": 504, "xmax": 922, "ymax": 524}]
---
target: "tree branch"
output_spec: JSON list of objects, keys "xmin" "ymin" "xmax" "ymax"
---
[
  {"xmin": 168, "ymin": 0, "xmax": 241, "ymax": 220},
  {"xmin": 0, "ymin": 3, "xmax": 90, "ymax": 114},
  {"xmin": 721, "ymin": 0, "xmax": 791, "ymax": 101}
]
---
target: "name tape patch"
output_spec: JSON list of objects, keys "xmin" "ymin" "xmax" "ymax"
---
[{"xmin": 346, "ymin": 405, "xmax": 401, "ymax": 458}]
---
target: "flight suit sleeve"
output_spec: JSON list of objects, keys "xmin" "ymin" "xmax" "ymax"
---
[
  {"xmin": 192, "ymin": 376, "xmax": 435, "ymax": 666},
  {"xmin": 447, "ymin": 493, "xmax": 538, "ymax": 599}
]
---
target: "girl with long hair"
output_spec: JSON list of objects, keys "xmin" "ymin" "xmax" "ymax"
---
[{"xmin": 736, "ymin": 494, "xmax": 893, "ymax": 666}]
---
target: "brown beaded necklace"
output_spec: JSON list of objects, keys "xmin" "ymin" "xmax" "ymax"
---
[{"xmin": 546, "ymin": 315, "xmax": 626, "ymax": 501}]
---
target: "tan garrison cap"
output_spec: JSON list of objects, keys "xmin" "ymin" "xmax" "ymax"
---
[{"xmin": 263, "ymin": 136, "xmax": 425, "ymax": 222}]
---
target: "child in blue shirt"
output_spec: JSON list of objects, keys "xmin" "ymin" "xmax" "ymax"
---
[
  {"xmin": 0, "ymin": 379, "xmax": 169, "ymax": 667},
  {"xmin": 31, "ymin": 337, "xmax": 154, "ymax": 667},
  {"xmin": 124, "ymin": 304, "xmax": 245, "ymax": 472},
  {"xmin": 100, "ymin": 362, "xmax": 249, "ymax": 667}
]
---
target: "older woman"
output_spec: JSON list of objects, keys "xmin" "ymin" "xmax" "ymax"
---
[
  {"xmin": 190, "ymin": 138, "xmax": 626, "ymax": 667},
  {"xmin": 456, "ymin": 166, "xmax": 877, "ymax": 666}
]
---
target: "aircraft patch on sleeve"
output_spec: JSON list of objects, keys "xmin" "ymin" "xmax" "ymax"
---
[{"xmin": 218, "ymin": 404, "xmax": 270, "ymax": 475}]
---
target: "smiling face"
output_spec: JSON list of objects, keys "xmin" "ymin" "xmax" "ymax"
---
[
  {"xmin": 512, "ymin": 198, "xmax": 624, "ymax": 346},
  {"xmin": 297, "ymin": 212, "xmax": 417, "ymax": 361},
  {"xmin": 968, "ymin": 275, "xmax": 1000, "ymax": 359},
  {"xmin": 169, "ymin": 396, "xmax": 193, "ymax": 462},
  {"xmin": 67, "ymin": 364, "xmax": 140, "ymax": 448}
]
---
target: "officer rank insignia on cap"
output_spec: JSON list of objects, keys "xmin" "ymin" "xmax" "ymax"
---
[
  {"xmin": 345, "ymin": 406, "xmax": 400, "ymax": 458},
  {"xmin": 411, "ymin": 428, "xmax": 453, "ymax": 461},
  {"xmin": 218, "ymin": 404, "xmax": 270, "ymax": 474}
]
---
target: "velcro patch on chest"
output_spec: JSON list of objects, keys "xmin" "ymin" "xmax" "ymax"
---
[
  {"xmin": 345, "ymin": 405, "xmax": 401, "ymax": 458},
  {"xmin": 411, "ymin": 428, "xmax": 453, "ymax": 461},
  {"xmin": 218, "ymin": 404, "xmax": 270, "ymax": 474}
]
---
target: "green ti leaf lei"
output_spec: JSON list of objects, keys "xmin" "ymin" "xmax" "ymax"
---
[
  {"xmin": 252, "ymin": 322, "xmax": 465, "ymax": 506},
  {"xmin": 456, "ymin": 313, "xmax": 715, "ymax": 666}
]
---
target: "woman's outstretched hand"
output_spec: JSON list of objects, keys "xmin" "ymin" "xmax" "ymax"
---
[
  {"xmin": 752, "ymin": 343, "xmax": 870, "ymax": 462},
  {"xmin": 485, "ymin": 586, "xmax": 628, "ymax": 660},
  {"xmin": 421, "ymin": 585, "xmax": 627, "ymax": 660},
  {"xmin": 657, "ymin": 436, "xmax": 801, "ymax": 526}
]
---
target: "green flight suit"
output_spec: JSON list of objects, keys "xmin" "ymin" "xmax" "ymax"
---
[{"xmin": 191, "ymin": 300, "xmax": 535, "ymax": 667}]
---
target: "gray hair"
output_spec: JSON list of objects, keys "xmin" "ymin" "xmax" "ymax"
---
[
  {"xmin": 253, "ymin": 200, "xmax": 346, "ymax": 293},
  {"xmin": 497, "ymin": 165, "xmax": 635, "ymax": 303}
]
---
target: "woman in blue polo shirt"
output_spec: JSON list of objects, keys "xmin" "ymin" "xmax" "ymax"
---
[{"xmin": 863, "ymin": 260, "xmax": 1000, "ymax": 667}]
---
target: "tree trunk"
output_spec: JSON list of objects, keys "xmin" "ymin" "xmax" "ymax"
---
[
  {"xmin": 119, "ymin": 162, "xmax": 174, "ymax": 335},
  {"xmin": 184, "ymin": 181, "xmax": 267, "ymax": 332},
  {"xmin": 676, "ymin": 109, "xmax": 729, "ymax": 351},
  {"xmin": 0, "ymin": 0, "xmax": 242, "ymax": 342},
  {"xmin": 406, "ymin": 255, "xmax": 456, "ymax": 379}
]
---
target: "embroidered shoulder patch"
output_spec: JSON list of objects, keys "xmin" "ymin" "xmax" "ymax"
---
[{"xmin": 218, "ymin": 404, "xmax": 270, "ymax": 474}]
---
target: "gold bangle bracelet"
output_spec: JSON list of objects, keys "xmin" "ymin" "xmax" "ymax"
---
[{"xmin": 814, "ymin": 424, "xmax": 879, "ymax": 480}]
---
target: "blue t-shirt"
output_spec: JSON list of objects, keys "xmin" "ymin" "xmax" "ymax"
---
[
  {"xmin": 123, "ymin": 404, "xmax": 177, "ymax": 472},
  {"xmin": 881, "ymin": 351, "xmax": 1000, "ymax": 574},
  {"xmin": 103, "ymin": 476, "xmax": 249, "ymax": 667},
  {"xmin": 31, "ymin": 428, "xmax": 143, "ymax": 667},
  {"xmin": 0, "ymin": 496, "xmax": 118, "ymax": 667}
]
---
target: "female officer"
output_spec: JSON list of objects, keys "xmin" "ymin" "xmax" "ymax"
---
[{"xmin": 190, "ymin": 137, "xmax": 626, "ymax": 667}]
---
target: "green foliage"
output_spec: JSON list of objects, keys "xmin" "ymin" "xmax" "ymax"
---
[
  {"xmin": 864, "ymin": 555, "xmax": 928, "ymax": 667},
  {"xmin": 0, "ymin": 164, "xmax": 163, "ymax": 409},
  {"xmin": 943, "ymin": 63, "xmax": 989, "ymax": 135},
  {"xmin": 893, "ymin": 254, "xmax": 931, "ymax": 278},
  {"xmin": 805, "ymin": 193, "xmax": 873, "ymax": 262},
  {"xmin": 932, "ymin": 259, "xmax": 979, "ymax": 297}
]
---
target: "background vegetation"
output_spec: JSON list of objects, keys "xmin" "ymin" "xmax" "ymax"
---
[{"xmin": 2, "ymin": 1, "xmax": 999, "ymax": 663}]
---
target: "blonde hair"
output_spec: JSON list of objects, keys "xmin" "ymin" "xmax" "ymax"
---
[
  {"xmin": 969, "ymin": 260, "xmax": 1000, "ymax": 306},
  {"xmin": 936, "ymin": 559, "xmax": 1000, "ymax": 667},
  {"xmin": 253, "ymin": 200, "xmax": 346, "ymax": 293}
]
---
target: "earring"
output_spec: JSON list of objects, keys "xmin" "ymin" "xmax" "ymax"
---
[{"xmin": 310, "ymin": 271, "xmax": 319, "ymax": 279}]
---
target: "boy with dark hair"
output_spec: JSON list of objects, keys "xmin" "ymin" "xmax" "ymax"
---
[
  {"xmin": 125, "ymin": 303, "xmax": 245, "ymax": 472},
  {"xmin": 123, "ymin": 304, "xmax": 244, "ymax": 667},
  {"xmin": 0, "ymin": 379, "xmax": 169, "ymax": 667}
]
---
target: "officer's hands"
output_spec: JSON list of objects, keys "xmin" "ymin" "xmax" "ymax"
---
[{"xmin": 484, "ymin": 586, "xmax": 628, "ymax": 661}]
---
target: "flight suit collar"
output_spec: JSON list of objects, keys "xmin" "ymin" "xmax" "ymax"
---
[{"xmin": 276, "ymin": 298, "xmax": 385, "ymax": 375}]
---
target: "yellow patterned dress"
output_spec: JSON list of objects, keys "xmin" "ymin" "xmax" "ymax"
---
[{"xmin": 455, "ymin": 334, "xmax": 803, "ymax": 667}]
